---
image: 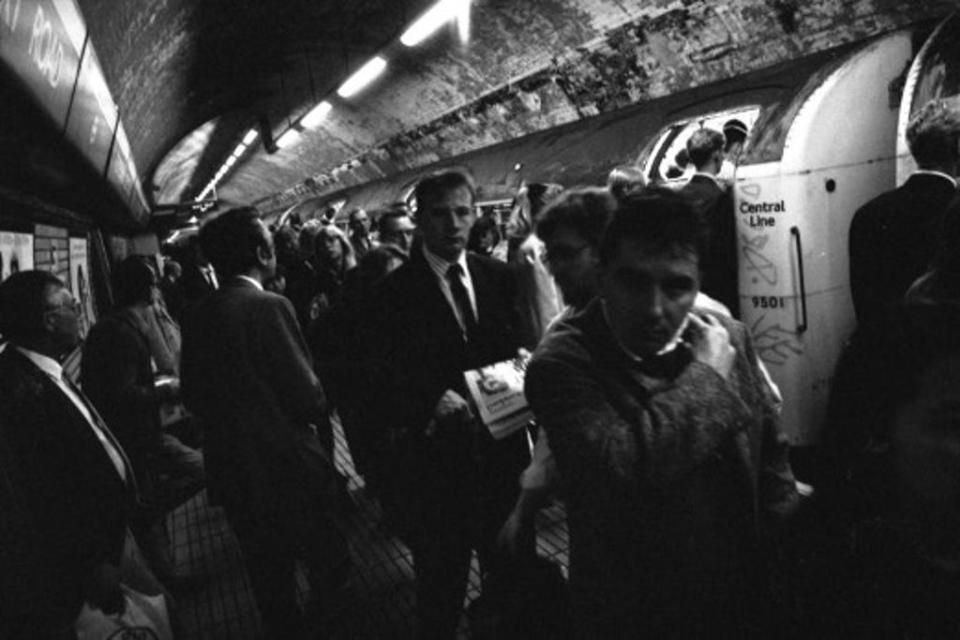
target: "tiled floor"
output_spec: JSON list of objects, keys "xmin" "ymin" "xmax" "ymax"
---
[{"xmin": 168, "ymin": 422, "xmax": 569, "ymax": 639}]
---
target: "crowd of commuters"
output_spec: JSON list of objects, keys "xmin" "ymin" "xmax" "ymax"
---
[{"xmin": 4, "ymin": 97, "xmax": 960, "ymax": 640}]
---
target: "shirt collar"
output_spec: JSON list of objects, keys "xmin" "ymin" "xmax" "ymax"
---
[
  {"xmin": 235, "ymin": 275, "xmax": 263, "ymax": 291},
  {"xmin": 693, "ymin": 171, "xmax": 724, "ymax": 189},
  {"xmin": 14, "ymin": 346, "xmax": 64, "ymax": 381},
  {"xmin": 912, "ymin": 169, "xmax": 958, "ymax": 188},
  {"xmin": 599, "ymin": 301, "xmax": 690, "ymax": 364},
  {"xmin": 422, "ymin": 244, "xmax": 468, "ymax": 279}
]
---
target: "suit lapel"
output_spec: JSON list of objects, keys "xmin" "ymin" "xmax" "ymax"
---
[{"xmin": 5, "ymin": 349, "xmax": 132, "ymax": 495}]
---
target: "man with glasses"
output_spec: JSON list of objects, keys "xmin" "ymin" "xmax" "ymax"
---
[
  {"xmin": 369, "ymin": 170, "xmax": 529, "ymax": 638},
  {"xmin": 0, "ymin": 271, "xmax": 149, "ymax": 637}
]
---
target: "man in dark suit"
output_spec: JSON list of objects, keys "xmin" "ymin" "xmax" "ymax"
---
[
  {"xmin": 369, "ymin": 171, "xmax": 530, "ymax": 638},
  {"xmin": 679, "ymin": 127, "xmax": 739, "ymax": 316},
  {"xmin": 180, "ymin": 208, "xmax": 349, "ymax": 638},
  {"xmin": 0, "ymin": 271, "xmax": 137, "ymax": 638},
  {"xmin": 849, "ymin": 98, "xmax": 960, "ymax": 329}
]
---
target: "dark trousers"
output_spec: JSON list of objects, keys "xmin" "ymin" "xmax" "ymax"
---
[
  {"xmin": 409, "ymin": 432, "xmax": 531, "ymax": 640},
  {"xmin": 226, "ymin": 489, "xmax": 350, "ymax": 639}
]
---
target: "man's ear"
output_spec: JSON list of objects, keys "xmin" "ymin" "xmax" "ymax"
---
[{"xmin": 256, "ymin": 243, "xmax": 273, "ymax": 267}]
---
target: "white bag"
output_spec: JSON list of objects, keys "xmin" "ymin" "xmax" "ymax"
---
[{"xmin": 75, "ymin": 585, "xmax": 173, "ymax": 640}]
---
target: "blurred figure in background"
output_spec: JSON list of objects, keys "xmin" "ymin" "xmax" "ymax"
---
[
  {"xmin": 506, "ymin": 182, "xmax": 566, "ymax": 347},
  {"xmin": 377, "ymin": 206, "xmax": 417, "ymax": 255},
  {"xmin": 467, "ymin": 214, "xmax": 501, "ymax": 258},
  {"xmin": 679, "ymin": 127, "xmax": 739, "ymax": 316},
  {"xmin": 606, "ymin": 164, "xmax": 646, "ymax": 201},
  {"xmin": 347, "ymin": 208, "xmax": 377, "ymax": 260}
]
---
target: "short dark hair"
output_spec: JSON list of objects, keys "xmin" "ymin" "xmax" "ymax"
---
[
  {"xmin": 723, "ymin": 119, "xmax": 748, "ymax": 151},
  {"xmin": 378, "ymin": 207, "xmax": 413, "ymax": 229},
  {"xmin": 907, "ymin": 98, "xmax": 960, "ymax": 168},
  {"xmin": 199, "ymin": 207, "xmax": 269, "ymax": 278},
  {"xmin": 599, "ymin": 187, "xmax": 706, "ymax": 268},
  {"xmin": 414, "ymin": 170, "xmax": 476, "ymax": 212},
  {"xmin": 686, "ymin": 128, "xmax": 725, "ymax": 168},
  {"xmin": 537, "ymin": 187, "xmax": 616, "ymax": 250},
  {"xmin": 606, "ymin": 165, "xmax": 646, "ymax": 201},
  {"xmin": 112, "ymin": 256, "xmax": 156, "ymax": 307},
  {"xmin": 0, "ymin": 270, "xmax": 64, "ymax": 343}
]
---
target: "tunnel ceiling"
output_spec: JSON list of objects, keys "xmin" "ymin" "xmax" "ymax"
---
[{"xmin": 75, "ymin": 0, "xmax": 955, "ymax": 216}]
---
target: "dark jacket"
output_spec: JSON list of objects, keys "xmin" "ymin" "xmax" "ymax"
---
[
  {"xmin": 680, "ymin": 174, "xmax": 740, "ymax": 315},
  {"xmin": 368, "ymin": 250, "xmax": 529, "ymax": 532},
  {"xmin": 180, "ymin": 278, "xmax": 335, "ymax": 515},
  {"xmin": 0, "ymin": 347, "xmax": 134, "ymax": 635},
  {"xmin": 82, "ymin": 309, "xmax": 162, "ymax": 457},
  {"xmin": 849, "ymin": 172, "xmax": 957, "ymax": 326},
  {"xmin": 525, "ymin": 301, "xmax": 798, "ymax": 636}
]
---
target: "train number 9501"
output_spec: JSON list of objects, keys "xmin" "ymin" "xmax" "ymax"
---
[{"xmin": 751, "ymin": 296, "xmax": 787, "ymax": 309}]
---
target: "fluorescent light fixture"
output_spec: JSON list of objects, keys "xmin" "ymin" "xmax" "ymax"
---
[
  {"xmin": 232, "ymin": 142, "xmax": 247, "ymax": 158},
  {"xmin": 401, "ymin": 0, "xmax": 470, "ymax": 47},
  {"xmin": 276, "ymin": 128, "xmax": 301, "ymax": 149},
  {"xmin": 242, "ymin": 129, "xmax": 259, "ymax": 145},
  {"xmin": 457, "ymin": 0, "xmax": 470, "ymax": 44},
  {"xmin": 337, "ymin": 56, "xmax": 387, "ymax": 98},
  {"xmin": 224, "ymin": 156, "xmax": 237, "ymax": 168},
  {"xmin": 301, "ymin": 101, "xmax": 332, "ymax": 128}
]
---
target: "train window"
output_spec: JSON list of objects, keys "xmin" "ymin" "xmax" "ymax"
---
[{"xmin": 643, "ymin": 106, "xmax": 762, "ymax": 186}]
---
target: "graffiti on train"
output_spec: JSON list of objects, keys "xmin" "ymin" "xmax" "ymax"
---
[
  {"xmin": 741, "ymin": 233, "xmax": 777, "ymax": 286},
  {"xmin": 750, "ymin": 316, "xmax": 803, "ymax": 366}
]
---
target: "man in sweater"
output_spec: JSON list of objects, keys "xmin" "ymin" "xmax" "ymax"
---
[{"xmin": 525, "ymin": 189, "xmax": 798, "ymax": 637}]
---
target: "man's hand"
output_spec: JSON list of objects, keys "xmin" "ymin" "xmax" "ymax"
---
[
  {"xmin": 425, "ymin": 389, "xmax": 473, "ymax": 436},
  {"xmin": 687, "ymin": 313, "xmax": 736, "ymax": 380},
  {"xmin": 85, "ymin": 562, "xmax": 124, "ymax": 614}
]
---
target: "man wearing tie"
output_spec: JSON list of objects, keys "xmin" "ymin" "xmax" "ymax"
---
[
  {"xmin": 368, "ymin": 171, "xmax": 529, "ymax": 638},
  {"xmin": 0, "ymin": 271, "xmax": 140, "ymax": 638}
]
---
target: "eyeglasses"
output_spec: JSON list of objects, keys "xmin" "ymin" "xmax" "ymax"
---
[
  {"xmin": 543, "ymin": 243, "xmax": 590, "ymax": 265},
  {"xmin": 45, "ymin": 299, "xmax": 81, "ymax": 315}
]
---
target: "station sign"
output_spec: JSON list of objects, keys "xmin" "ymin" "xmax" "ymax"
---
[
  {"xmin": 1, "ymin": 0, "xmax": 149, "ymax": 223},
  {"xmin": 0, "ymin": 0, "xmax": 84, "ymax": 128}
]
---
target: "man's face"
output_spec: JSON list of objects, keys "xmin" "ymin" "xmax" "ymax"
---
[
  {"xmin": 544, "ymin": 225, "xmax": 599, "ymax": 309},
  {"xmin": 350, "ymin": 211, "xmax": 370, "ymax": 236},
  {"xmin": 600, "ymin": 238, "xmax": 699, "ymax": 358},
  {"xmin": 42, "ymin": 285, "xmax": 81, "ymax": 354},
  {"xmin": 381, "ymin": 215, "xmax": 416, "ymax": 253},
  {"xmin": 418, "ymin": 185, "xmax": 476, "ymax": 261}
]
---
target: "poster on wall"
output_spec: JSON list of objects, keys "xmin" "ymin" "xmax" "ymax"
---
[
  {"xmin": 69, "ymin": 237, "xmax": 95, "ymax": 338},
  {"xmin": 0, "ymin": 232, "xmax": 35, "ymax": 282},
  {"xmin": 34, "ymin": 225, "xmax": 71, "ymax": 284}
]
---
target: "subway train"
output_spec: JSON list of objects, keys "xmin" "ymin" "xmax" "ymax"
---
[{"xmin": 3, "ymin": 1, "xmax": 960, "ymax": 637}]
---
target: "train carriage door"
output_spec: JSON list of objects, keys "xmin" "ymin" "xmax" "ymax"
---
[
  {"xmin": 642, "ymin": 107, "xmax": 761, "ymax": 190},
  {"xmin": 896, "ymin": 14, "xmax": 960, "ymax": 184},
  {"xmin": 735, "ymin": 30, "xmax": 916, "ymax": 446}
]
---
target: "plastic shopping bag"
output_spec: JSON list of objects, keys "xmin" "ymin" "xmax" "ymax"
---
[{"xmin": 75, "ymin": 584, "xmax": 173, "ymax": 640}]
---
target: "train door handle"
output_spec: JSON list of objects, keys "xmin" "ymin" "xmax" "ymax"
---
[{"xmin": 790, "ymin": 226, "xmax": 808, "ymax": 334}]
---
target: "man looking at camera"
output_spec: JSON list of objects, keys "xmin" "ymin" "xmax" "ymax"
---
[
  {"xmin": 367, "ymin": 170, "xmax": 529, "ymax": 638},
  {"xmin": 524, "ymin": 189, "xmax": 798, "ymax": 638}
]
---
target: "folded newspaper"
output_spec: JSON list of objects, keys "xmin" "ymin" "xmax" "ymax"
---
[{"xmin": 463, "ymin": 352, "xmax": 533, "ymax": 440}]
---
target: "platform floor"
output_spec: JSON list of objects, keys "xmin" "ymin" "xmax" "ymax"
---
[{"xmin": 167, "ymin": 422, "xmax": 569, "ymax": 639}]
